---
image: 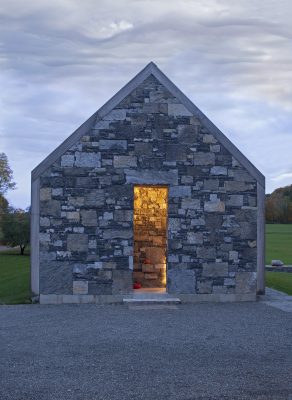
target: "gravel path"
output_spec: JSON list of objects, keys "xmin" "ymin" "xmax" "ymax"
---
[{"xmin": 1, "ymin": 302, "xmax": 292, "ymax": 400}]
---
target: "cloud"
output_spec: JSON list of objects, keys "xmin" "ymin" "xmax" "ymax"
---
[{"xmin": 0, "ymin": 0, "xmax": 292, "ymax": 206}]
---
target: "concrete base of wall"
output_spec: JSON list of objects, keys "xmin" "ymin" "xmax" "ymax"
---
[{"xmin": 39, "ymin": 292, "xmax": 256, "ymax": 304}]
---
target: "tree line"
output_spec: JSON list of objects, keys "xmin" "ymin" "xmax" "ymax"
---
[
  {"xmin": 265, "ymin": 185, "xmax": 292, "ymax": 224},
  {"xmin": 0, "ymin": 153, "xmax": 30, "ymax": 254}
]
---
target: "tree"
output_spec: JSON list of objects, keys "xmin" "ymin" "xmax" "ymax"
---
[
  {"xmin": 2, "ymin": 208, "xmax": 30, "ymax": 255},
  {"xmin": 0, "ymin": 152, "xmax": 16, "ymax": 196},
  {"xmin": 0, "ymin": 194, "xmax": 9, "ymax": 241},
  {"xmin": 265, "ymin": 184, "xmax": 292, "ymax": 223}
]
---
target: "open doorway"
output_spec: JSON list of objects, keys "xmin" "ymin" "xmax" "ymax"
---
[{"xmin": 133, "ymin": 185, "xmax": 168, "ymax": 291}]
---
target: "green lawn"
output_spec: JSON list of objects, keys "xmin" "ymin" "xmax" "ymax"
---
[
  {"xmin": 265, "ymin": 224, "xmax": 292, "ymax": 265},
  {"xmin": 0, "ymin": 248, "xmax": 31, "ymax": 304},
  {"xmin": 266, "ymin": 272, "xmax": 292, "ymax": 295}
]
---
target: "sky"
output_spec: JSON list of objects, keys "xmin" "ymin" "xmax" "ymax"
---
[{"xmin": 1, "ymin": 0, "xmax": 291, "ymax": 208}]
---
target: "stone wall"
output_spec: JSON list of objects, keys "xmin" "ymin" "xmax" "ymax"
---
[{"xmin": 39, "ymin": 74, "xmax": 258, "ymax": 296}]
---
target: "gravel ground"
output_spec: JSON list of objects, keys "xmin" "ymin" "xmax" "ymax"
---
[{"xmin": 1, "ymin": 302, "xmax": 292, "ymax": 400}]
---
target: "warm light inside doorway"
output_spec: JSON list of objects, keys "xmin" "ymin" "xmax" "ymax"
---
[{"xmin": 133, "ymin": 186, "xmax": 168, "ymax": 288}]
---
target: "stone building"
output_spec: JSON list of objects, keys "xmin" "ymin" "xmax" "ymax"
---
[{"xmin": 31, "ymin": 62, "xmax": 265, "ymax": 304}]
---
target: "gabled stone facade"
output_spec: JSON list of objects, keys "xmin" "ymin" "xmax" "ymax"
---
[{"xmin": 31, "ymin": 63, "xmax": 265, "ymax": 303}]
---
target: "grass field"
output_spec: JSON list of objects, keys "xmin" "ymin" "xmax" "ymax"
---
[
  {"xmin": 265, "ymin": 272, "xmax": 292, "ymax": 295},
  {"xmin": 0, "ymin": 248, "xmax": 31, "ymax": 304},
  {"xmin": 265, "ymin": 224, "xmax": 292, "ymax": 265}
]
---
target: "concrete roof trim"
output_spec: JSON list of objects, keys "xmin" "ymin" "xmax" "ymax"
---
[{"xmin": 32, "ymin": 61, "xmax": 264, "ymax": 187}]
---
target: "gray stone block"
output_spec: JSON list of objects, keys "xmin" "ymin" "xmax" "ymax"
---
[
  {"xmin": 203, "ymin": 179, "xmax": 219, "ymax": 190},
  {"xmin": 85, "ymin": 189, "xmax": 105, "ymax": 207},
  {"xmin": 125, "ymin": 169, "xmax": 178, "ymax": 185},
  {"xmin": 75, "ymin": 152, "xmax": 101, "ymax": 167},
  {"xmin": 99, "ymin": 140, "xmax": 127, "ymax": 150},
  {"xmin": 202, "ymin": 262, "xmax": 228, "ymax": 277},
  {"xmin": 187, "ymin": 232, "xmax": 203, "ymax": 245},
  {"xmin": 81, "ymin": 210, "xmax": 97, "ymax": 226},
  {"xmin": 114, "ymin": 210, "xmax": 133, "ymax": 222},
  {"xmin": 168, "ymin": 218, "xmax": 181, "ymax": 231},
  {"xmin": 210, "ymin": 166, "xmax": 227, "ymax": 175},
  {"xmin": 169, "ymin": 186, "xmax": 191, "ymax": 198},
  {"xmin": 61, "ymin": 154, "xmax": 74, "ymax": 167},
  {"xmin": 168, "ymin": 103, "xmax": 192, "ymax": 116},
  {"xmin": 167, "ymin": 269, "xmax": 196, "ymax": 294},
  {"xmin": 40, "ymin": 217, "xmax": 50, "ymax": 227},
  {"xmin": 134, "ymin": 142, "xmax": 153, "ymax": 155},
  {"xmin": 181, "ymin": 198, "xmax": 200, "ymax": 209},
  {"xmin": 88, "ymin": 282, "xmax": 112, "ymax": 295},
  {"xmin": 210, "ymin": 144, "xmax": 220, "ymax": 152},
  {"xmin": 76, "ymin": 177, "xmax": 95, "ymax": 188},
  {"xmin": 113, "ymin": 156, "xmax": 137, "ymax": 168},
  {"xmin": 67, "ymin": 234, "xmax": 88, "ymax": 252},
  {"xmin": 229, "ymin": 169, "xmax": 254, "ymax": 182},
  {"xmin": 226, "ymin": 195, "xmax": 243, "ymax": 207},
  {"xmin": 40, "ymin": 200, "xmax": 61, "ymax": 217},
  {"xmin": 112, "ymin": 270, "xmax": 132, "ymax": 294},
  {"xmin": 196, "ymin": 247, "xmax": 216, "ymax": 259},
  {"xmin": 224, "ymin": 181, "xmax": 254, "ymax": 192},
  {"xmin": 238, "ymin": 222, "xmax": 257, "ymax": 240},
  {"xmin": 40, "ymin": 261, "xmax": 73, "ymax": 294},
  {"xmin": 194, "ymin": 152, "xmax": 215, "ymax": 166},
  {"xmin": 103, "ymin": 229, "xmax": 133, "ymax": 239},
  {"xmin": 197, "ymin": 279, "xmax": 212, "ymax": 294},
  {"xmin": 177, "ymin": 125, "xmax": 199, "ymax": 144},
  {"xmin": 204, "ymin": 201, "xmax": 225, "ymax": 213},
  {"xmin": 166, "ymin": 144, "xmax": 187, "ymax": 161}
]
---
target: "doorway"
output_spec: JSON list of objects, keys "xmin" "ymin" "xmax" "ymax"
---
[{"xmin": 133, "ymin": 185, "xmax": 168, "ymax": 290}]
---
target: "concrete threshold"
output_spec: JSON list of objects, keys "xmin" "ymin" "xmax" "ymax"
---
[{"xmin": 123, "ymin": 292, "xmax": 181, "ymax": 306}]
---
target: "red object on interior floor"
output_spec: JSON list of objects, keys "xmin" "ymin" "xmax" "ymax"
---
[
  {"xmin": 133, "ymin": 282, "xmax": 142, "ymax": 289},
  {"xmin": 144, "ymin": 259, "xmax": 152, "ymax": 264}
]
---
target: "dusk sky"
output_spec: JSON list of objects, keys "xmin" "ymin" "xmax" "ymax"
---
[{"xmin": 1, "ymin": 0, "xmax": 291, "ymax": 208}]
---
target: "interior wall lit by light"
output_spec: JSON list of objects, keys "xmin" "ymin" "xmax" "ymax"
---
[{"xmin": 133, "ymin": 186, "xmax": 168, "ymax": 288}]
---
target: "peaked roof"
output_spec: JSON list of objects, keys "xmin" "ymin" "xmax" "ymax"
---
[{"xmin": 32, "ymin": 62, "xmax": 264, "ymax": 187}]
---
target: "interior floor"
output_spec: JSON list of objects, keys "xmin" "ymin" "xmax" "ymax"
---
[{"xmin": 133, "ymin": 288, "xmax": 166, "ymax": 293}]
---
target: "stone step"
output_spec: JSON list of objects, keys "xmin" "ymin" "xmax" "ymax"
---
[{"xmin": 123, "ymin": 293, "xmax": 181, "ymax": 306}]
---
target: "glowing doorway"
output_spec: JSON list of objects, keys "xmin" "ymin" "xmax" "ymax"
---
[{"xmin": 133, "ymin": 186, "xmax": 168, "ymax": 289}]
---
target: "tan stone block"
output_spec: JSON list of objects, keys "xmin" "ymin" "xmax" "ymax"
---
[
  {"xmin": 40, "ymin": 187, "xmax": 51, "ymax": 201},
  {"xmin": 133, "ymin": 272, "xmax": 144, "ymax": 280},
  {"xmin": 144, "ymin": 273, "xmax": 158, "ymax": 280},
  {"xmin": 73, "ymin": 280, "xmax": 88, "ymax": 295},
  {"xmin": 203, "ymin": 134, "xmax": 217, "ymax": 144},
  {"xmin": 142, "ymin": 264, "xmax": 156, "ymax": 273},
  {"xmin": 235, "ymin": 272, "xmax": 256, "ymax": 294},
  {"xmin": 66, "ymin": 211, "xmax": 80, "ymax": 222}
]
